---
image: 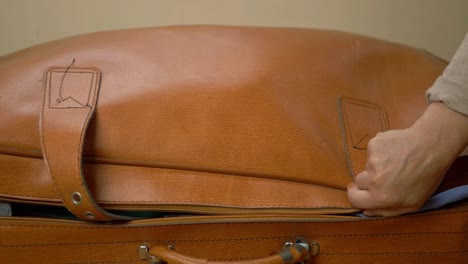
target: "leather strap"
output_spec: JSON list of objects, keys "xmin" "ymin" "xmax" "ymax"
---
[
  {"xmin": 40, "ymin": 67, "xmax": 132, "ymax": 221},
  {"xmin": 338, "ymin": 97, "xmax": 389, "ymax": 178}
]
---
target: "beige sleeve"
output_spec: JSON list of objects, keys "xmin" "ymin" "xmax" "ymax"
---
[{"xmin": 426, "ymin": 33, "xmax": 468, "ymax": 116}]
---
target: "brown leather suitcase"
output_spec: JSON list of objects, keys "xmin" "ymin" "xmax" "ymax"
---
[{"xmin": 0, "ymin": 26, "xmax": 466, "ymax": 263}]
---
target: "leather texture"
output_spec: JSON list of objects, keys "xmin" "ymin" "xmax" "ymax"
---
[
  {"xmin": 0, "ymin": 25, "xmax": 467, "ymax": 263},
  {"xmin": 147, "ymin": 242, "xmax": 309, "ymax": 264},
  {"xmin": 338, "ymin": 97, "xmax": 389, "ymax": 177},
  {"xmin": 0, "ymin": 26, "xmax": 461, "ymax": 219},
  {"xmin": 0, "ymin": 208, "xmax": 466, "ymax": 263},
  {"xmin": 40, "ymin": 67, "xmax": 132, "ymax": 221}
]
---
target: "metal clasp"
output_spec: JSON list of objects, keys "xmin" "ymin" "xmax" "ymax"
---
[
  {"xmin": 284, "ymin": 238, "xmax": 320, "ymax": 256},
  {"xmin": 139, "ymin": 244, "xmax": 163, "ymax": 264},
  {"xmin": 283, "ymin": 238, "xmax": 320, "ymax": 264}
]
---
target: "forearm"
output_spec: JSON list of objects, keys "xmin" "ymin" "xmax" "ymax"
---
[
  {"xmin": 414, "ymin": 102, "xmax": 468, "ymax": 163},
  {"xmin": 426, "ymin": 33, "xmax": 468, "ymax": 116}
]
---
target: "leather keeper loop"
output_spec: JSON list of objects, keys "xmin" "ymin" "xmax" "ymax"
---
[{"xmin": 40, "ymin": 66, "xmax": 133, "ymax": 221}]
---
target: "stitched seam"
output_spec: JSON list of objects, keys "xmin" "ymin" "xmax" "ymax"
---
[
  {"xmin": 97, "ymin": 202, "xmax": 353, "ymax": 208},
  {"xmin": 211, "ymin": 251, "xmax": 468, "ymax": 260},
  {"xmin": 0, "ymin": 221, "xmax": 464, "ymax": 230},
  {"xmin": 319, "ymin": 251, "xmax": 468, "ymax": 256},
  {"xmin": 0, "ymin": 151, "xmax": 345, "ymax": 192},
  {"xmin": 338, "ymin": 97, "xmax": 355, "ymax": 179},
  {"xmin": 42, "ymin": 69, "xmax": 67, "ymax": 212},
  {"xmin": 0, "ymin": 236, "xmax": 294, "ymax": 248},
  {"xmin": 0, "ymin": 193, "xmax": 60, "ymax": 200},
  {"xmin": 0, "ymin": 194, "xmax": 352, "ymax": 208},
  {"xmin": 48, "ymin": 71, "xmax": 94, "ymax": 109},
  {"xmin": 76, "ymin": 70, "xmax": 104, "ymax": 218},
  {"xmin": 313, "ymin": 232, "xmax": 468, "ymax": 237},
  {"xmin": 64, "ymin": 261, "xmax": 139, "ymax": 264},
  {"xmin": 341, "ymin": 97, "xmax": 387, "ymax": 176},
  {"xmin": 320, "ymin": 251, "xmax": 468, "ymax": 256},
  {"xmin": 341, "ymin": 98, "xmax": 356, "ymax": 177},
  {"xmin": 343, "ymin": 99, "xmax": 387, "ymax": 132},
  {"xmin": 43, "ymin": 68, "xmax": 117, "ymax": 220},
  {"xmin": 75, "ymin": 70, "xmax": 108, "ymax": 219},
  {"xmin": 0, "ymin": 232, "xmax": 465, "ymax": 248},
  {"xmin": 0, "ymin": 215, "xmax": 465, "ymax": 228},
  {"xmin": 42, "ymin": 68, "xmax": 97, "ymax": 203}
]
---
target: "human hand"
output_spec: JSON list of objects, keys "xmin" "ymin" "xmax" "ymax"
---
[{"xmin": 347, "ymin": 102, "xmax": 468, "ymax": 217}]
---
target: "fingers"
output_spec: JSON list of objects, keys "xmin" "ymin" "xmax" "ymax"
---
[
  {"xmin": 347, "ymin": 129, "xmax": 434, "ymax": 217},
  {"xmin": 348, "ymin": 181, "xmax": 417, "ymax": 216},
  {"xmin": 347, "ymin": 183, "xmax": 382, "ymax": 210},
  {"xmin": 354, "ymin": 171, "xmax": 369, "ymax": 190},
  {"xmin": 363, "ymin": 208, "xmax": 413, "ymax": 217}
]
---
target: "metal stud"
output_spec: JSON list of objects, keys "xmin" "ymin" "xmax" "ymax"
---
[
  {"xmin": 85, "ymin": 211, "xmax": 95, "ymax": 219},
  {"xmin": 71, "ymin": 192, "xmax": 82, "ymax": 205},
  {"xmin": 139, "ymin": 244, "xmax": 163, "ymax": 264},
  {"xmin": 284, "ymin": 241, "xmax": 294, "ymax": 248}
]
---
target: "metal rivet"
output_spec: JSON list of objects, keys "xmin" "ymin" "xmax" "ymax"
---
[
  {"xmin": 139, "ymin": 244, "xmax": 163, "ymax": 263},
  {"xmin": 85, "ymin": 211, "xmax": 95, "ymax": 219},
  {"xmin": 71, "ymin": 192, "xmax": 82, "ymax": 205}
]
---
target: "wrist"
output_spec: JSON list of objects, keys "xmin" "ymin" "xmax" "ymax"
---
[{"xmin": 413, "ymin": 102, "xmax": 468, "ymax": 159}]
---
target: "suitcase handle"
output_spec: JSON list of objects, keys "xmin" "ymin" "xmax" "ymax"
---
[{"xmin": 139, "ymin": 238, "xmax": 319, "ymax": 264}]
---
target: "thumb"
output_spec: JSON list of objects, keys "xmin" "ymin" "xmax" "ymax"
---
[{"xmin": 347, "ymin": 182, "xmax": 378, "ymax": 210}]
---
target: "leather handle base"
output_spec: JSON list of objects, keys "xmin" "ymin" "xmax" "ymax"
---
[{"xmin": 140, "ymin": 238, "xmax": 318, "ymax": 264}]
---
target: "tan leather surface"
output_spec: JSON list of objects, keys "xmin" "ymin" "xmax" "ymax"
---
[
  {"xmin": 1, "ymin": 153, "xmax": 466, "ymax": 212},
  {"xmin": 40, "ymin": 67, "xmax": 132, "ymax": 221},
  {"xmin": 339, "ymin": 97, "xmax": 389, "ymax": 177},
  {"xmin": 0, "ymin": 153, "xmax": 356, "ymax": 214},
  {"xmin": 0, "ymin": 208, "xmax": 466, "ymax": 263},
  {"xmin": 148, "ymin": 244, "xmax": 296, "ymax": 264},
  {"xmin": 0, "ymin": 26, "xmax": 453, "ymax": 214}
]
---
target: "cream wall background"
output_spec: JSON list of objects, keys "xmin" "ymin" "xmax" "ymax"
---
[{"xmin": 1, "ymin": 0, "xmax": 467, "ymax": 60}]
